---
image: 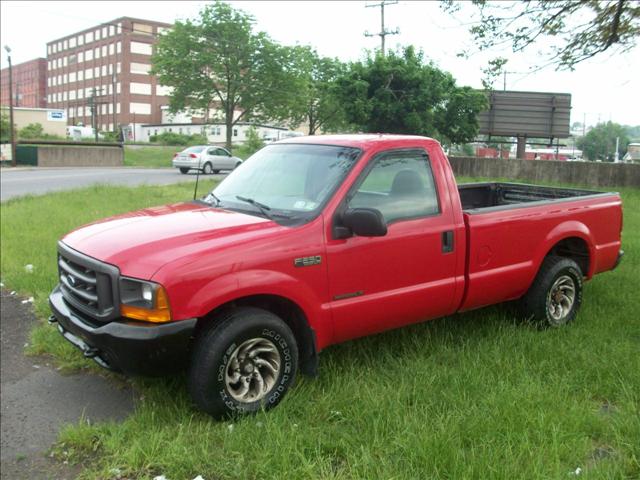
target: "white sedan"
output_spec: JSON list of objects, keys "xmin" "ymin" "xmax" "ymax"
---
[{"xmin": 172, "ymin": 146, "xmax": 243, "ymax": 174}]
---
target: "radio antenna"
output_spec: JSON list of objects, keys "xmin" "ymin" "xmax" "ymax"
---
[{"xmin": 193, "ymin": 156, "xmax": 201, "ymax": 200}]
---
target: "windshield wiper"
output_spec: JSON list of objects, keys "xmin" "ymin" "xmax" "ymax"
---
[{"xmin": 235, "ymin": 195, "xmax": 273, "ymax": 220}]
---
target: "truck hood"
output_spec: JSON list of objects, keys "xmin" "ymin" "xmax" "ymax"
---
[{"xmin": 62, "ymin": 202, "xmax": 280, "ymax": 279}]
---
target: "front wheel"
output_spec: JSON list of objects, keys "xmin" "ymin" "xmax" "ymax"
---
[
  {"xmin": 188, "ymin": 307, "xmax": 298, "ymax": 418},
  {"xmin": 179, "ymin": 167, "xmax": 189, "ymax": 174},
  {"xmin": 519, "ymin": 255, "xmax": 583, "ymax": 327}
]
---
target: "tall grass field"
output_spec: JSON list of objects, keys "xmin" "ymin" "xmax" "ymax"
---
[{"xmin": 1, "ymin": 179, "xmax": 638, "ymax": 479}]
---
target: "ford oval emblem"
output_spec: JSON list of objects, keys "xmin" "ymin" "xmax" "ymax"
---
[{"xmin": 67, "ymin": 274, "xmax": 77, "ymax": 287}]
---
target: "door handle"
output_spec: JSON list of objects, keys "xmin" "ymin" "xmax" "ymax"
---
[{"xmin": 442, "ymin": 231, "xmax": 454, "ymax": 253}]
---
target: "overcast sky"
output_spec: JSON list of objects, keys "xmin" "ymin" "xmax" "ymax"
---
[{"xmin": 1, "ymin": 0, "xmax": 639, "ymax": 126}]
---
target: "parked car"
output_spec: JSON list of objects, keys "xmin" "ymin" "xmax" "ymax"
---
[
  {"xmin": 172, "ymin": 145, "xmax": 242, "ymax": 174},
  {"xmin": 50, "ymin": 135, "xmax": 623, "ymax": 418}
]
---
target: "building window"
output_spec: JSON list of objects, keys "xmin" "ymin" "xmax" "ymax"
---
[
  {"xmin": 101, "ymin": 45, "xmax": 107, "ymax": 57},
  {"xmin": 78, "ymin": 88, "xmax": 84, "ymax": 99},
  {"xmin": 85, "ymin": 31, "xmax": 93, "ymax": 43},
  {"xmin": 116, "ymin": 82, "xmax": 121, "ymax": 94},
  {"xmin": 102, "ymin": 27, "xmax": 107, "ymax": 38},
  {"xmin": 63, "ymin": 91, "xmax": 67, "ymax": 101},
  {"xmin": 78, "ymin": 35, "xmax": 84, "ymax": 46},
  {"xmin": 130, "ymin": 41, "xmax": 152, "ymax": 55},
  {"xmin": 85, "ymin": 49, "xmax": 93, "ymax": 61},
  {"xmin": 63, "ymin": 73, "xmax": 67, "ymax": 84},
  {"xmin": 69, "ymin": 54, "xmax": 77, "ymax": 65},
  {"xmin": 47, "ymin": 77, "xmax": 51, "ymax": 87},
  {"xmin": 109, "ymin": 25, "xmax": 115, "ymax": 36},
  {"xmin": 63, "ymin": 39, "xmax": 68, "ymax": 50},
  {"xmin": 63, "ymin": 56, "xmax": 68, "ymax": 67},
  {"xmin": 101, "ymin": 65, "xmax": 107, "ymax": 77},
  {"xmin": 94, "ymin": 47, "xmax": 100, "ymax": 59},
  {"xmin": 78, "ymin": 70, "xmax": 84, "ymax": 81},
  {"xmin": 130, "ymin": 62, "xmax": 151, "ymax": 75},
  {"xmin": 130, "ymin": 102, "xmax": 152, "ymax": 115},
  {"xmin": 78, "ymin": 51, "xmax": 84, "ymax": 62},
  {"xmin": 69, "ymin": 37, "xmax": 76, "ymax": 48},
  {"xmin": 52, "ymin": 43, "xmax": 57, "ymax": 54},
  {"xmin": 85, "ymin": 68, "xmax": 93, "ymax": 80},
  {"xmin": 95, "ymin": 28, "xmax": 101, "ymax": 41},
  {"xmin": 116, "ymin": 42, "xmax": 121, "ymax": 54},
  {"xmin": 69, "ymin": 72, "xmax": 76, "ymax": 82},
  {"xmin": 109, "ymin": 43, "xmax": 114, "ymax": 55},
  {"xmin": 69, "ymin": 90, "xmax": 76, "ymax": 100},
  {"xmin": 179, "ymin": 127, "xmax": 183, "ymax": 134},
  {"xmin": 233, "ymin": 129, "xmax": 238, "ymax": 137},
  {"xmin": 116, "ymin": 103, "xmax": 121, "ymax": 114},
  {"xmin": 130, "ymin": 82, "xmax": 152, "ymax": 95}
]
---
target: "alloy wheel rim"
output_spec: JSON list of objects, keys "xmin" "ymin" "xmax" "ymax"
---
[
  {"xmin": 224, "ymin": 337, "xmax": 281, "ymax": 403},
  {"xmin": 546, "ymin": 275, "xmax": 576, "ymax": 323}
]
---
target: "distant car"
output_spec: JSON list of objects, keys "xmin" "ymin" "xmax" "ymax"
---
[{"xmin": 172, "ymin": 146, "xmax": 242, "ymax": 174}]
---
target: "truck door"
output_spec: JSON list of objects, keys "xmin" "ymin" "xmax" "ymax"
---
[{"xmin": 326, "ymin": 148, "xmax": 459, "ymax": 343}]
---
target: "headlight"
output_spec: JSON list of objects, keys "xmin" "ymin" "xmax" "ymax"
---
[{"xmin": 119, "ymin": 277, "xmax": 171, "ymax": 323}]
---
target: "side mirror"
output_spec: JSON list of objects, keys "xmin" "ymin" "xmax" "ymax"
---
[{"xmin": 340, "ymin": 208, "xmax": 387, "ymax": 238}]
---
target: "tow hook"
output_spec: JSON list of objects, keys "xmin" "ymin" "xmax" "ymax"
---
[
  {"xmin": 48, "ymin": 315, "xmax": 57, "ymax": 324},
  {"xmin": 83, "ymin": 348, "xmax": 99, "ymax": 359}
]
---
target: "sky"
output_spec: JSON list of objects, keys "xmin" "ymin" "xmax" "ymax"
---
[{"xmin": 1, "ymin": 0, "xmax": 639, "ymax": 126}]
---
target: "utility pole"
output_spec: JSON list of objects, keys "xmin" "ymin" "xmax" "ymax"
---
[
  {"xmin": 364, "ymin": 1, "xmax": 399, "ymax": 55},
  {"xmin": 89, "ymin": 88, "xmax": 98, "ymax": 142},
  {"xmin": 112, "ymin": 68, "xmax": 117, "ymax": 135},
  {"xmin": 4, "ymin": 45, "xmax": 16, "ymax": 167}
]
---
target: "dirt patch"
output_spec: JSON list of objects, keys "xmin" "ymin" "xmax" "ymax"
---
[{"xmin": 1, "ymin": 290, "xmax": 135, "ymax": 479}]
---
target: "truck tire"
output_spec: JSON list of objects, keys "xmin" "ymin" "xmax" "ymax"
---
[
  {"xmin": 188, "ymin": 307, "xmax": 298, "ymax": 418},
  {"xmin": 519, "ymin": 255, "xmax": 583, "ymax": 327},
  {"xmin": 179, "ymin": 168, "xmax": 189, "ymax": 174}
]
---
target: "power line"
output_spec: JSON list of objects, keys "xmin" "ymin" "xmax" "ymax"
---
[{"xmin": 364, "ymin": 1, "xmax": 400, "ymax": 55}]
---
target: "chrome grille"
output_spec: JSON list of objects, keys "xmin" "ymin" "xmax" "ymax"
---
[{"xmin": 57, "ymin": 242, "xmax": 119, "ymax": 322}]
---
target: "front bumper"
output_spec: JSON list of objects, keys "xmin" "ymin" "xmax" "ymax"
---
[{"xmin": 49, "ymin": 286, "xmax": 197, "ymax": 376}]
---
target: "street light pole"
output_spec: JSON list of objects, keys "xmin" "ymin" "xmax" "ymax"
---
[{"xmin": 4, "ymin": 45, "xmax": 16, "ymax": 167}]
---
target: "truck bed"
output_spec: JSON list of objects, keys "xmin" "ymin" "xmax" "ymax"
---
[{"xmin": 458, "ymin": 182, "xmax": 608, "ymax": 212}]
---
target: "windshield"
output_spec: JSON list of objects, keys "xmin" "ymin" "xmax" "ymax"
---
[
  {"xmin": 183, "ymin": 146, "xmax": 206, "ymax": 153},
  {"xmin": 206, "ymin": 144, "xmax": 360, "ymax": 223}
]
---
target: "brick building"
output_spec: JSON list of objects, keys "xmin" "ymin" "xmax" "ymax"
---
[
  {"xmin": 45, "ymin": 17, "xmax": 172, "ymax": 131},
  {"xmin": 1, "ymin": 58, "xmax": 47, "ymax": 108}
]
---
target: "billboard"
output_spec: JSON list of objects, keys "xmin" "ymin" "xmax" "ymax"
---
[{"xmin": 478, "ymin": 91, "xmax": 571, "ymax": 138}]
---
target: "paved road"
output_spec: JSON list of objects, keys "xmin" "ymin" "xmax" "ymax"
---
[
  {"xmin": 0, "ymin": 290, "xmax": 135, "ymax": 479},
  {"xmin": 0, "ymin": 167, "xmax": 223, "ymax": 202}
]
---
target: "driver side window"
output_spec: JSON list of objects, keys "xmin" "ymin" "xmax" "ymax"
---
[{"xmin": 348, "ymin": 150, "xmax": 440, "ymax": 224}]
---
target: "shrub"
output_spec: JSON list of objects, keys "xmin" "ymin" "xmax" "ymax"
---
[
  {"xmin": 18, "ymin": 123, "xmax": 65, "ymax": 141},
  {"xmin": 148, "ymin": 131, "xmax": 207, "ymax": 146}
]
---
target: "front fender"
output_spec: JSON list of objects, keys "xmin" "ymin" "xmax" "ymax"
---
[{"xmin": 176, "ymin": 269, "xmax": 331, "ymax": 346}]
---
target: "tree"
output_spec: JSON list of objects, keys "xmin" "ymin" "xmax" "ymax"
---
[
  {"xmin": 0, "ymin": 111, "xmax": 10, "ymax": 142},
  {"xmin": 443, "ymin": 1, "xmax": 640, "ymax": 71},
  {"xmin": 152, "ymin": 2, "xmax": 298, "ymax": 149},
  {"xmin": 577, "ymin": 121, "xmax": 629, "ymax": 161},
  {"xmin": 336, "ymin": 46, "xmax": 486, "ymax": 144},
  {"xmin": 287, "ymin": 46, "xmax": 350, "ymax": 134}
]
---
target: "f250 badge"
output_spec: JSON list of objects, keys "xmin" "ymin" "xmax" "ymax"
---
[{"xmin": 294, "ymin": 255, "xmax": 322, "ymax": 267}]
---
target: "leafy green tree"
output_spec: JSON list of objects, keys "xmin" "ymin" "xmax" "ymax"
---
[
  {"xmin": 577, "ymin": 121, "xmax": 630, "ymax": 161},
  {"xmin": 287, "ymin": 46, "xmax": 350, "ymax": 134},
  {"xmin": 152, "ymin": 2, "xmax": 298, "ymax": 149},
  {"xmin": 337, "ymin": 46, "xmax": 486, "ymax": 144},
  {"xmin": 0, "ymin": 111, "xmax": 11, "ymax": 142},
  {"xmin": 233, "ymin": 126, "xmax": 265, "ymax": 159},
  {"xmin": 443, "ymin": 1, "xmax": 640, "ymax": 71}
]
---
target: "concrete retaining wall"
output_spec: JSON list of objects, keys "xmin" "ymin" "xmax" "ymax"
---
[
  {"xmin": 448, "ymin": 156, "xmax": 640, "ymax": 188},
  {"xmin": 37, "ymin": 145, "xmax": 123, "ymax": 167}
]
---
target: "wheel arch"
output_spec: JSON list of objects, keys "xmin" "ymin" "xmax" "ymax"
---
[
  {"xmin": 194, "ymin": 293, "xmax": 319, "ymax": 376},
  {"xmin": 535, "ymin": 221, "xmax": 595, "ymax": 279}
]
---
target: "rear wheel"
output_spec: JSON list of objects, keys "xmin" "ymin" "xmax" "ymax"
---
[
  {"xmin": 203, "ymin": 163, "xmax": 213, "ymax": 175},
  {"xmin": 179, "ymin": 167, "xmax": 189, "ymax": 174},
  {"xmin": 188, "ymin": 307, "xmax": 298, "ymax": 418},
  {"xmin": 519, "ymin": 255, "xmax": 583, "ymax": 327}
]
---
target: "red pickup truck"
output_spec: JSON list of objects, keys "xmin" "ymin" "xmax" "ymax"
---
[{"xmin": 49, "ymin": 135, "xmax": 623, "ymax": 418}]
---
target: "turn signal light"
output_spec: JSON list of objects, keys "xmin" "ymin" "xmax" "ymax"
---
[{"xmin": 121, "ymin": 286, "xmax": 172, "ymax": 323}]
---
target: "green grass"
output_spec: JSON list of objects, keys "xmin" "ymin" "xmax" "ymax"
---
[
  {"xmin": 123, "ymin": 146, "xmax": 181, "ymax": 168},
  {"xmin": 1, "ymin": 178, "xmax": 639, "ymax": 479}
]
